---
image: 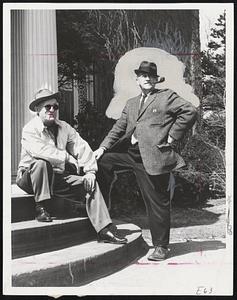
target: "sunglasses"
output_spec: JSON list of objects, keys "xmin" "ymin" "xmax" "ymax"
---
[{"xmin": 44, "ymin": 104, "xmax": 59, "ymax": 111}]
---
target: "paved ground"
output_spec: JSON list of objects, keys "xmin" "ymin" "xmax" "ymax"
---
[
  {"xmin": 75, "ymin": 198, "xmax": 233, "ymax": 296},
  {"xmin": 77, "ymin": 238, "xmax": 231, "ymax": 295}
]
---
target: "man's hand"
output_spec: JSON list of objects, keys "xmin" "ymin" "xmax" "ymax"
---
[
  {"xmin": 83, "ymin": 173, "xmax": 96, "ymax": 192},
  {"xmin": 64, "ymin": 175, "xmax": 84, "ymax": 186},
  {"xmin": 94, "ymin": 148, "xmax": 105, "ymax": 160}
]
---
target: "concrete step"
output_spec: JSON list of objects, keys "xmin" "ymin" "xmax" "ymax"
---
[
  {"xmin": 12, "ymin": 223, "xmax": 147, "ymax": 287},
  {"xmin": 11, "ymin": 184, "xmax": 87, "ymax": 223},
  {"xmin": 12, "ymin": 217, "xmax": 96, "ymax": 259},
  {"xmin": 11, "ymin": 185, "xmax": 35, "ymax": 222}
]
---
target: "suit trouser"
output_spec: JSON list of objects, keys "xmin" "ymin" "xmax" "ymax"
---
[
  {"xmin": 16, "ymin": 159, "xmax": 112, "ymax": 233},
  {"xmin": 97, "ymin": 144, "xmax": 170, "ymax": 247}
]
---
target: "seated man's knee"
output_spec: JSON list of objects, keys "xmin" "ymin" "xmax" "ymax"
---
[{"xmin": 33, "ymin": 159, "xmax": 53, "ymax": 173}]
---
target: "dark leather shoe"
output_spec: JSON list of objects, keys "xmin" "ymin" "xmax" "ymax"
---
[
  {"xmin": 35, "ymin": 206, "xmax": 52, "ymax": 222},
  {"xmin": 148, "ymin": 246, "xmax": 169, "ymax": 261},
  {"xmin": 98, "ymin": 230, "xmax": 128, "ymax": 244}
]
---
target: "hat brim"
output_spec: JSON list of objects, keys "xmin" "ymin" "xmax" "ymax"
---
[
  {"xmin": 134, "ymin": 69, "xmax": 158, "ymax": 76},
  {"xmin": 29, "ymin": 92, "xmax": 60, "ymax": 112},
  {"xmin": 134, "ymin": 70, "xmax": 165, "ymax": 83}
]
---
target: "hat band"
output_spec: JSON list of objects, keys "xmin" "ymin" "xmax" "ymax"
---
[{"xmin": 135, "ymin": 68, "xmax": 158, "ymax": 77}]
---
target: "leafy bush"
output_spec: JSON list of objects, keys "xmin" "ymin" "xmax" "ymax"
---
[
  {"xmin": 109, "ymin": 171, "xmax": 145, "ymax": 218},
  {"xmin": 181, "ymin": 134, "xmax": 225, "ymax": 174},
  {"xmin": 74, "ymin": 100, "xmax": 115, "ymax": 150},
  {"xmin": 180, "ymin": 134, "xmax": 225, "ymax": 199},
  {"xmin": 173, "ymin": 168, "xmax": 210, "ymax": 207}
]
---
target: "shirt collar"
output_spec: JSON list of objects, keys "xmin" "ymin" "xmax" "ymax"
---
[
  {"xmin": 141, "ymin": 92, "xmax": 150, "ymax": 100},
  {"xmin": 35, "ymin": 115, "xmax": 61, "ymax": 133},
  {"xmin": 141, "ymin": 89, "xmax": 154, "ymax": 98}
]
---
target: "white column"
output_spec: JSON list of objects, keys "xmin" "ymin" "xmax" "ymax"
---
[
  {"xmin": 11, "ymin": 9, "xmax": 58, "ymax": 179},
  {"xmin": 11, "ymin": 10, "xmax": 27, "ymax": 180},
  {"xmin": 24, "ymin": 9, "xmax": 58, "ymax": 121}
]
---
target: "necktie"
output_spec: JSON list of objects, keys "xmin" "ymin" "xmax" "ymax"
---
[
  {"xmin": 47, "ymin": 124, "xmax": 58, "ymax": 146},
  {"xmin": 138, "ymin": 94, "xmax": 147, "ymax": 115},
  {"xmin": 132, "ymin": 94, "xmax": 147, "ymax": 142}
]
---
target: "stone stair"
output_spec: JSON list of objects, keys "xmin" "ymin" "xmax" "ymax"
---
[
  {"xmin": 11, "ymin": 184, "xmax": 87, "ymax": 223},
  {"xmin": 11, "ymin": 185, "xmax": 148, "ymax": 286},
  {"xmin": 12, "ymin": 223, "xmax": 145, "ymax": 287},
  {"xmin": 11, "ymin": 185, "xmax": 35, "ymax": 222},
  {"xmin": 12, "ymin": 217, "xmax": 96, "ymax": 259}
]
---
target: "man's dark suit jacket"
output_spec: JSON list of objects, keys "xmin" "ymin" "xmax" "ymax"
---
[{"xmin": 100, "ymin": 88, "xmax": 197, "ymax": 175}]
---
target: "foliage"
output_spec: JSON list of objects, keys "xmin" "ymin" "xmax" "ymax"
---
[
  {"xmin": 173, "ymin": 168, "xmax": 210, "ymax": 207},
  {"xmin": 180, "ymin": 134, "xmax": 225, "ymax": 199},
  {"xmin": 56, "ymin": 11, "xmax": 105, "ymax": 87},
  {"xmin": 110, "ymin": 171, "xmax": 145, "ymax": 218},
  {"xmin": 74, "ymin": 100, "xmax": 115, "ymax": 150},
  {"xmin": 201, "ymin": 12, "xmax": 226, "ymax": 114},
  {"xmin": 201, "ymin": 13, "xmax": 225, "ymax": 77},
  {"xmin": 201, "ymin": 110, "xmax": 225, "ymax": 149},
  {"xmin": 56, "ymin": 10, "xmax": 194, "ymax": 89},
  {"xmin": 56, "ymin": 10, "xmax": 136, "ymax": 87},
  {"xmin": 181, "ymin": 134, "xmax": 225, "ymax": 174},
  {"xmin": 197, "ymin": 12, "xmax": 226, "ymax": 197}
]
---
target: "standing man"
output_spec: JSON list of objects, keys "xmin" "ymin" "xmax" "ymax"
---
[
  {"xmin": 94, "ymin": 61, "xmax": 197, "ymax": 260},
  {"xmin": 16, "ymin": 89, "xmax": 127, "ymax": 244}
]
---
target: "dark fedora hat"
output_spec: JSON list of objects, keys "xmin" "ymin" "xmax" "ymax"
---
[
  {"xmin": 29, "ymin": 89, "xmax": 60, "ymax": 112},
  {"xmin": 134, "ymin": 61, "xmax": 165, "ymax": 83}
]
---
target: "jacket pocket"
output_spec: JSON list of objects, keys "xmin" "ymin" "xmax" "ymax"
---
[
  {"xmin": 150, "ymin": 120, "xmax": 164, "ymax": 126},
  {"xmin": 156, "ymin": 143, "xmax": 172, "ymax": 150},
  {"xmin": 155, "ymin": 144, "xmax": 177, "ymax": 166}
]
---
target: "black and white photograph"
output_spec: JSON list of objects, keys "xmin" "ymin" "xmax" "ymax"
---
[{"xmin": 3, "ymin": 2, "xmax": 234, "ymax": 296}]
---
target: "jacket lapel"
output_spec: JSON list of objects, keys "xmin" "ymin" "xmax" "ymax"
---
[
  {"xmin": 137, "ymin": 91, "xmax": 158, "ymax": 120},
  {"xmin": 131, "ymin": 95, "xmax": 141, "ymax": 120}
]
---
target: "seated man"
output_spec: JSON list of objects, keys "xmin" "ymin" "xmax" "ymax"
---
[{"xmin": 16, "ymin": 88, "xmax": 127, "ymax": 244}]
